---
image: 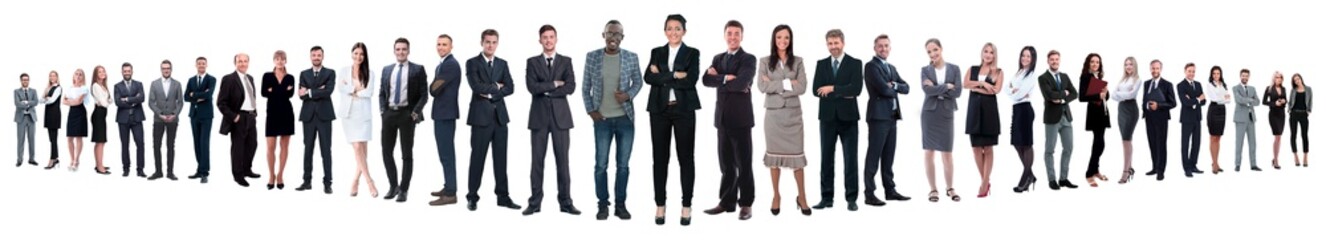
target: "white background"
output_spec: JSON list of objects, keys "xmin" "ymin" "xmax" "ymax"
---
[{"xmin": 2, "ymin": 0, "xmax": 1322, "ymax": 239}]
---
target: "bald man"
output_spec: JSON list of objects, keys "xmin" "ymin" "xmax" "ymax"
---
[{"xmin": 217, "ymin": 53, "xmax": 262, "ymax": 186}]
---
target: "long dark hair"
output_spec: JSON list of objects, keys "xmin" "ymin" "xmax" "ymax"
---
[
  {"xmin": 1019, "ymin": 46, "xmax": 1037, "ymax": 78},
  {"xmin": 1208, "ymin": 66, "xmax": 1226, "ymax": 89},
  {"xmin": 1081, "ymin": 53, "xmax": 1102, "ymax": 79},
  {"xmin": 1292, "ymin": 73, "xmax": 1305, "ymax": 89},
  {"xmin": 352, "ymin": 42, "xmax": 369, "ymax": 86},
  {"xmin": 768, "ymin": 24, "xmax": 794, "ymax": 70}
]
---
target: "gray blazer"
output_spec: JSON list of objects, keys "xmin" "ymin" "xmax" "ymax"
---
[
  {"xmin": 1232, "ymin": 83, "xmax": 1260, "ymax": 123},
  {"xmin": 756, "ymin": 56, "xmax": 807, "ymax": 109},
  {"xmin": 13, "ymin": 88, "xmax": 39, "ymax": 123},
  {"xmin": 149, "ymin": 78, "xmax": 184, "ymax": 123},
  {"xmin": 1288, "ymin": 86, "xmax": 1313, "ymax": 112},
  {"xmin": 920, "ymin": 62, "xmax": 962, "ymax": 112}
]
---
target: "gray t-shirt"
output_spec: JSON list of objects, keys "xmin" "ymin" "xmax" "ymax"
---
[{"xmin": 599, "ymin": 53, "xmax": 625, "ymax": 118}]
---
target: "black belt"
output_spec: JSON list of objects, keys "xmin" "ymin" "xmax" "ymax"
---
[{"xmin": 387, "ymin": 105, "xmax": 411, "ymax": 111}]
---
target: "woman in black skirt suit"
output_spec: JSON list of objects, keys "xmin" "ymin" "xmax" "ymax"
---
[
  {"xmin": 1007, "ymin": 46, "xmax": 1038, "ymax": 193},
  {"xmin": 1205, "ymin": 66, "xmax": 1231, "ymax": 173},
  {"xmin": 262, "ymin": 50, "xmax": 297, "ymax": 190},
  {"xmin": 963, "ymin": 43, "xmax": 1003, "ymax": 198},
  {"xmin": 63, "ymin": 69, "xmax": 90, "ymax": 171},
  {"xmin": 90, "ymin": 66, "xmax": 113, "ymax": 174},
  {"xmin": 41, "ymin": 71, "xmax": 63, "ymax": 170},
  {"xmin": 1079, "ymin": 53, "xmax": 1110, "ymax": 187},
  {"xmin": 1263, "ymin": 72, "xmax": 1287, "ymax": 169}
]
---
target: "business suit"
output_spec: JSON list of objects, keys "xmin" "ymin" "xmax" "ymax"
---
[
  {"xmin": 466, "ymin": 54, "xmax": 519, "ymax": 208},
  {"xmin": 1038, "ymin": 70, "xmax": 1076, "ymax": 186},
  {"xmin": 524, "ymin": 53, "xmax": 578, "ymax": 212},
  {"xmin": 217, "ymin": 72, "xmax": 261, "ymax": 185},
  {"xmin": 702, "ymin": 48, "xmax": 757, "ymax": 211},
  {"xmin": 1232, "ymin": 83, "xmax": 1259, "ymax": 169},
  {"xmin": 645, "ymin": 43, "xmax": 701, "ymax": 208},
  {"xmin": 583, "ymin": 48, "xmax": 643, "ymax": 209},
  {"xmin": 380, "ymin": 61, "xmax": 429, "ymax": 202},
  {"xmin": 863, "ymin": 56, "xmax": 909, "ymax": 201},
  {"xmin": 1142, "ymin": 78, "xmax": 1176, "ymax": 179},
  {"xmin": 430, "ymin": 54, "xmax": 462, "ymax": 198},
  {"xmin": 812, "ymin": 54, "xmax": 863, "ymax": 208},
  {"xmin": 298, "ymin": 67, "xmax": 336, "ymax": 191},
  {"xmin": 184, "ymin": 73, "xmax": 216, "ymax": 179},
  {"xmin": 921, "ymin": 63, "xmax": 962, "ymax": 151},
  {"xmin": 148, "ymin": 77, "xmax": 183, "ymax": 178},
  {"xmin": 1177, "ymin": 79, "xmax": 1206, "ymax": 176},
  {"xmin": 1079, "ymin": 73, "xmax": 1110, "ymax": 179},
  {"xmin": 115, "ymin": 79, "xmax": 147, "ymax": 176},
  {"xmin": 15, "ymin": 87, "xmax": 39, "ymax": 166}
]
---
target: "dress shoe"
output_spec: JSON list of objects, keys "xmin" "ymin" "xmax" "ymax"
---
[
  {"xmin": 560, "ymin": 205, "xmax": 582, "ymax": 215},
  {"xmin": 137, "ymin": 172, "xmax": 148, "ymax": 178},
  {"xmin": 703, "ymin": 206, "xmax": 733, "ymax": 215},
  {"xmin": 295, "ymin": 183, "xmax": 312, "ymax": 191},
  {"xmin": 1157, "ymin": 174, "xmax": 1165, "ymax": 181},
  {"xmin": 324, "ymin": 185, "xmax": 333, "ymax": 194},
  {"xmin": 738, "ymin": 207, "xmax": 752, "ymax": 220},
  {"xmin": 200, "ymin": 177, "xmax": 208, "ymax": 184},
  {"xmin": 15, "ymin": 161, "xmax": 21, "ymax": 167},
  {"xmin": 28, "ymin": 160, "xmax": 39, "ymax": 166},
  {"xmin": 383, "ymin": 189, "xmax": 399, "ymax": 200},
  {"xmin": 522, "ymin": 205, "xmax": 541, "ymax": 216},
  {"xmin": 236, "ymin": 179, "xmax": 250, "ymax": 187},
  {"xmin": 245, "ymin": 173, "xmax": 261, "ymax": 179},
  {"xmin": 1058, "ymin": 179, "xmax": 1078, "ymax": 189},
  {"xmin": 1192, "ymin": 169, "xmax": 1205, "ymax": 174},
  {"xmin": 188, "ymin": 174, "xmax": 202, "ymax": 179},
  {"xmin": 428, "ymin": 195, "xmax": 458, "ymax": 206},
  {"xmin": 811, "ymin": 201, "xmax": 833, "ymax": 209},
  {"xmin": 431, "ymin": 190, "xmax": 446, "ymax": 197},
  {"xmin": 1185, "ymin": 172, "xmax": 1194, "ymax": 178},
  {"xmin": 847, "ymin": 202, "xmax": 859, "ymax": 211},
  {"xmin": 614, "ymin": 207, "xmax": 632, "ymax": 220},
  {"xmin": 1048, "ymin": 180, "xmax": 1061, "ymax": 190},
  {"xmin": 1145, "ymin": 170, "xmax": 1157, "ymax": 176},
  {"xmin": 864, "ymin": 197, "xmax": 886, "ymax": 206},
  {"xmin": 166, "ymin": 174, "xmax": 178, "ymax": 181},
  {"xmin": 1251, "ymin": 166, "xmax": 1263, "ymax": 171},
  {"xmin": 497, "ymin": 201, "xmax": 523, "ymax": 210},
  {"xmin": 122, "ymin": 171, "xmax": 130, "ymax": 177},
  {"xmin": 884, "ymin": 193, "xmax": 912, "ymax": 201},
  {"xmin": 394, "ymin": 192, "xmax": 408, "ymax": 203},
  {"xmin": 147, "ymin": 172, "xmax": 163, "ymax": 180},
  {"xmin": 596, "ymin": 206, "xmax": 610, "ymax": 220},
  {"xmin": 467, "ymin": 201, "xmax": 478, "ymax": 211}
]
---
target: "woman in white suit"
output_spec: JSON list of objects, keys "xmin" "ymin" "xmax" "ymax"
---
[{"xmin": 337, "ymin": 42, "xmax": 379, "ymax": 197}]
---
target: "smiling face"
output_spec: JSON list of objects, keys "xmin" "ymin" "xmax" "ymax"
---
[
  {"xmin": 394, "ymin": 42, "xmax": 410, "ymax": 63},
  {"xmin": 160, "ymin": 62, "xmax": 172, "ymax": 79},
  {"xmin": 1211, "ymin": 68, "xmax": 1223, "ymax": 83},
  {"xmin": 234, "ymin": 54, "xmax": 250, "ymax": 74},
  {"xmin": 310, "ymin": 49, "xmax": 324, "ymax": 68},
  {"xmin": 603, "ymin": 23, "xmax": 624, "ymax": 52},
  {"xmin": 981, "ymin": 45, "xmax": 995, "ymax": 66},
  {"xmin": 1019, "ymin": 49, "xmax": 1032, "ymax": 69},
  {"xmin": 1088, "ymin": 56, "xmax": 1101, "ymax": 73},
  {"xmin": 926, "ymin": 42, "xmax": 943, "ymax": 65},
  {"xmin": 1185, "ymin": 66, "xmax": 1196, "ymax": 80},
  {"xmin": 196, "ymin": 59, "xmax": 208, "ymax": 75},
  {"xmin": 724, "ymin": 26, "xmax": 742, "ymax": 51},
  {"xmin": 436, "ymin": 37, "xmax": 452, "ymax": 58},
  {"xmin": 1150, "ymin": 62, "xmax": 1162, "ymax": 79},
  {"xmin": 122, "ymin": 65, "xmax": 134, "ymax": 80},
  {"xmin": 665, "ymin": 20, "xmax": 685, "ymax": 45},
  {"xmin": 352, "ymin": 46, "xmax": 365, "ymax": 66},
  {"xmin": 1124, "ymin": 58, "xmax": 1136, "ymax": 77},
  {"xmin": 540, "ymin": 30, "xmax": 558, "ymax": 53},
  {"xmin": 826, "ymin": 37, "xmax": 843, "ymax": 57},
  {"xmin": 774, "ymin": 29, "xmax": 790, "ymax": 54},
  {"xmin": 874, "ymin": 38, "xmax": 890, "ymax": 59},
  {"xmin": 48, "ymin": 71, "xmax": 59, "ymax": 85},
  {"xmin": 1240, "ymin": 72, "xmax": 1250, "ymax": 84},
  {"xmin": 481, "ymin": 35, "xmax": 499, "ymax": 57},
  {"xmin": 20, "ymin": 75, "xmax": 29, "ymax": 88},
  {"xmin": 1047, "ymin": 54, "xmax": 1060, "ymax": 71}
]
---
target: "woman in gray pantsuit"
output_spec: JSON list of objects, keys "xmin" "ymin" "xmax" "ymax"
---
[
  {"xmin": 1112, "ymin": 57, "xmax": 1141, "ymax": 184},
  {"xmin": 758, "ymin": 25, "xmax": 811, "ymax": 216},
  {"xmin": 919, "ymin": 38, "xmax": 962, "ymax": 203}
]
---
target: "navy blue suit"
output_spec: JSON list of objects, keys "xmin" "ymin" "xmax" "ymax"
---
[
  {"xmin": 1177, "ymin": 79, "xmax": 1206, "ymax": 175},
  {"xmin": 1142, "ymin": 78, "xmax": 1176, "ymax": 178},
  {"xmin": 298, "ymin": 67, "xmax": 336, "ymax": 188},
  {"xmin": 465, "ymin": 54, "xmax": 517, "ymax": 204},
  {"xmin": 430, "ymin": 54, "xmax": 463, "ymax": 197},
  {"xmin": 184, "ymin": 74, "xmax": 216, "ymax": 177},
  {"xmin": 862, "ymin": 56, "xmax": 909, "ymax": 198}
]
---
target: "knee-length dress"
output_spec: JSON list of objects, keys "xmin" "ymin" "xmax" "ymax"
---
[
  {"xmin": 262, "ymin": 72, "xmax": 296, "ymax": 136},
  {"xmin": 757, "ymin": 56, "xmax": 808, "ymax": 169},
  {"xmin": 1206, "ymin": 81, "xmax": 1230, "ymax": 135},
  {"xmin": 64, "ymin": 85, "xmax": 89, "ymax": 137},
  {"xmin": 965, "ymin": 66, "xmax": 1000, "ymax": 147},
  {"xmin": 90, "ymin": 84, "xmax": 111, "ymax": 143},
  {"xmin": 1264, "ymin": 85, "xmax": 1287, "ymax": 135},
  {"xmin": 336, "ymin": 67, "xmax": 377, "ymax": 143}
]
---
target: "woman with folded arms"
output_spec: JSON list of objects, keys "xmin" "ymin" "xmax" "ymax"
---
[
  {"xmin": 919, "ymin": 38, "xmax": 961, "ymax": 202},
  {"xmin": 42, "ymin": 71, "xmax": 64, "ymax": 170},
  {"xmin": 757, "ymin": 24, "xmax": 811, "ymax": 216},
  {"xmin": 63, "ymin": 69, "xmax": 91, "ymax": 171},
  {"xmin": 262, "ymin": 50, "xmax": 297, "ymax": 190},
  {"xmin": 963, "ymin": 42, "xmax": 1002, "ymax": 198},
  {"xmin": 1205, "ymin": 66, "xmax": 1231, "ymax": 173},
  {"xmin": 90, "ymin": 66, "xmax": 113, "ymax": 174},
  {"xmin": 1008, "ymin": 46, "xmax": 1038, "ymax": 192},
  {"xmin": 339, "ymin": 42, "xmax": 379, "ymax": 197},
  {"xmin": 1112, "ymin": 57, "xmax": 1141, "ymax": 183}
]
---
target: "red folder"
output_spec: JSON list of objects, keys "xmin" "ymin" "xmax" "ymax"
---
[{"xmin": 1087, "ymin": 78, "xmax": 1107, "ymax": 96}]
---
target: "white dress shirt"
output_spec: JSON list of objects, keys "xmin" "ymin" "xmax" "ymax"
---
[
  {"xmin": 390, "ymin": 62, "xmax": 410, "ymax": 106},
  {"xmin": 667, "ymin": 44, "xmax": 680, "ymax": 102},
  {"xmin": 1206, "ymin": 80, "xmax": 1231, "ymax": 105},
  {"xmin": 1007, "ymin": 70, "xmax": 1037, "ymax": 104},
  {"xmin": 1112, "ymin": 76, "xmax": 1140, "ymax": 102},
  {"xmin": 239, "ymin": 72, "xmax": 257, "ymax": 111}
]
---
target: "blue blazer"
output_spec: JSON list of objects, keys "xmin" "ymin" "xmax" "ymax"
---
[
  {"xmin": 465, "ymin": 55, "xmax": 516, "ymax": 127},
  {"xmin": 430, "ymin": 54, "xmax": 463, "ymax": 121},
  {"xmin": 1177, "ymin": 79, "xmax": 1206, "ymax": 123},
  {"xmin": 114, "ymin": 80, "xmax": 146, "ymax": 123},
  {"xmin": 864, "ymin": 57, "xmax": 909, "ymax": 123}
]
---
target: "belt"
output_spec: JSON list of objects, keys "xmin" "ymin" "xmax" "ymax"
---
[{"xmin": 388, "ymin": 105, "xmax": 411, "ymax": 111}]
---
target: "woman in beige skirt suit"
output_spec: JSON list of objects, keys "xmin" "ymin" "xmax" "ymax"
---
[{"xmin": 757, "ymin": 25, "xmax": 812, "ymax": 216}]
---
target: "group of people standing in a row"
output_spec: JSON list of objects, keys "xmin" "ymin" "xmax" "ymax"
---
[{"xmin": 12, "ymin": 14, "xmax": 1313, "ymax": 226}]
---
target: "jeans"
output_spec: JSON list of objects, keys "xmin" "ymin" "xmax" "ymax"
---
[{"xmin": 594, "ymin": 116, "xmax": 634, "ymax": 207}]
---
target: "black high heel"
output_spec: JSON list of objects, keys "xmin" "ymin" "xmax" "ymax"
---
[
  {"xmin": 43, "ymin": 159, "xmax": 60, "ymax": 170},
  {"xmin": 277, "ymin": 183, "xmax": 285, "ymax": 190},
  {"xmin": 654, "ymin": 207, "xmax": 665, "ymax": 225},
  {"xmin": 679, "ymin": 207, "xmax": 692, "ymax": 226},
  {"xmin": 796, "ymin": 195, "xmax": 812, "ymax": 216}
]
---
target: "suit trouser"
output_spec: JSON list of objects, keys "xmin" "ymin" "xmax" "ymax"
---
[
  {"xmin": 47, "ymin": 128, "xmax": 59, "ymax": 160},
  {"xmin": 302, "ymin": 120, "xmax": 333, "ymax": 185},
  {"xmin": 529, "ymin": 126, "xmax": 573, "ymax": 207},
  {"xmin": 1085, "ymin": 130, "xmax": 1106, "ymax": 178},
  {"xmin": 1180, "ymin": 121, "xmax": 1202, "ymax": 173},
  {"xmin": 650, "ymin": 109, "xmax": 696, "ymax": 207},
  {"xmin": 381, "ymin": 110, "xmax": 416, "ymax": 194},
  {"xmin": 863, "ymin": 121, "xmax": 899, "ymax": 197},
  {"xmin": 1234, "ymin": 122, "xmax": 1257, "ymax": 168},
  {"xmin": 17, "ymin": 119, "xmax": 35, "ymax": 162},
  {"xmin": 152, "ymin": 121, "xmax": 178, "ymax": 174},
  {"xmin": 434, "ymin": 119, "xmax": 458, "ymax": 196},
  {"xmin": 716, "ymin": 126, "xmax": 754, "ymax": 208},
  {"xmin": 1145, "ymin": 118, "xmax": 1169, "ymax": 176},
  {"xmin": 1290, "ymin": 111, "xmax": 1309, "ymax": 153},
  {"xmin": 819, "ymin": 120, "xmax": 859, "ymax": 203},
  {"xmin": 1043, "ymin": 119, "xmax": 1073, "ymax": 182},
  {"xmin": 191, "ymin": 117, "xmax": 212, "ymax": 176},
  {"xmin": 230, "ymin": 113, "xmax": 258, "ymax": 181},
  {"xmin": 120, "ymin": 122, "xmax": 145, "ymax": 173},
  {"xmin": 467, "ymin": 122, "xmax": 512, "ymax": 203}
]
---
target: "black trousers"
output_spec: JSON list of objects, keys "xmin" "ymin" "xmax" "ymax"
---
[
  {"xmin": 120, "ymin": 122, "xmax": 145, "ymax": 173},
  {"xmin": 863, "ymin": 121, "xmax": 899, "ymax": 197},
  {"xmin": 650, "ymin": 109, "xmax": 696, "ymax": 207},
  {"xmin": 1145, "ymin": 118, "xmax": 1169, "ymax": 176},
  {"xmin": 1290, "ymin": 111, "xmax": 1309, "ymax": 153},
  {"xmin": 1180, "ymin": 121, "xmax": 1202, "ymax": 173},
  {"xmin": 302, "ymin": 120, "xmax": 333, "ymax": 185},
  {"xmin": 190, "ymin": 117, "xmax": 212, "ymax": 177},
  {"xmin": 467, "ymin": 123, "xmax": 512, "ymax": 203},
  {"xmin": 819, "ymin": 120, "xmax": 859, "ymax": 203},
  {"xmin": 528, "ymin": 127, "xmax": 572, "ymax": 207},
  {"xmin": 381, "ymin": 109, "xmax": 416, "ymax": 194},
  {"xmin": 230, "ymin": 113, "xmax": 257, "ymax": 181},
  {"xmin": 152, "ymin": 121, "xmax": 178, "ymax": 175},
  {"xmin": 47, "ymin": 128, "xmax": 59, "ymax": 160},
  {"xmin": 1085, "ymin": 130, "xmax": 1106, "ymax": 178},
  {"xmin": 716, "ymin": 127, "xmax": 754, "ymax": 208}
]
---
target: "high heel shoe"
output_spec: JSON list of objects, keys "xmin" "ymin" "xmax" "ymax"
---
[
  {"xmin": 655, "ymin": 207, "xmax": 666, "ymax": 225},
  {"xmin": 277, "ymin": 183, "xmax": 285, "ymax": 190},
  {"xmin": 267, "ymin": 184, "xmax": 274, "ymax": 190},
  {"xmin": 679, "ymin": 207, "xmax": 692, "ymax": 226},
  {"xmin": 1119, "ymin": 168, "xmax": 1134, "ymax": 184},
  {"xmin": 1273, "ymin": 159, "xmax": 1281, "ymax": 169},
  {"xmin": 44, "ymin": 159, "xmax": 60, "ymax": 170},
  {"xmin": 95, "ymin": 167, "xmax": 111, "ymax": 175},
  {"xmin": 770, "ymin": 194, "xmax": 781, "ymax": 216},
  {"xmin": 796, "ymin": 195, "xmax": 812, "ymax": 216},
  {"xmin": 977, "ymin": 183, "xmax": 990, "ymax": 198}
]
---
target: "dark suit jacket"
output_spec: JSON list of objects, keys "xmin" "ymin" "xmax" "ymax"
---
[
  {"xmin": 430, "ymin": 54, "xmax": 463, "ymax": 120},
  {"xmin": 644, "ymin": 43, "xmax": 702, "ymax": 113},
  {"xmin": 812, "ymin": 55, "xmax": 863, "ymax": 121},
  {"xmin": 526, "ymin": 53, "xmax": 577, "ymax": 130},
  {"xmin": 864, "ymin": 57, "xmax": 909, "ymax": 123},
  {"xmin": 1079, "ymin": 72, "xmax": 1110, "ymax": 130},
  {"xmin": 1038, "ymin": 70, "xmax": 1077, "ymax": 124},
  {"xmin": 183, "ymin": 74, "xmax": 216, "ymax": 119},
  {"xmin": 701, "ymin": 48, "xmax": 756, "ymax": 129},
  {"xmin": 114, "ymin": 80, "xmax": 146, "ymax": 124},
  {"xmin": 216, "ymin": 72, "xmax": 255, "ymax": 135},
  {"xmin": 1142, "ymin": 78, "xmax": 1176, "ymax": 120},
  {"xmin": 466, "ymin": 55, "xmax": 516, "ymax": 127},
  {"xmin": 298, "ymin": 67, "xmax": 337, "ymax": 122},
  {"xmin": 379, "ymin": 62, "xmax": 429, "ymax": 122},
  {"xmin": 1177, "ymin": 79, "xmax": 1207, "ymax": 123}
]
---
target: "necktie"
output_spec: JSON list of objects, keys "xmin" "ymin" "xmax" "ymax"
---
[
  {"xmin": 394, "ymin": 64, "xmax": 404, "ymax": 106},
  {"xmin": 546, "ymin": 57, "xmax": 553, "ymax": 71},
  {"xmin": 1054, "ymin": 73, "xmax": 1062, "ymax": 90},
  {"xmin": 242, "ymin": 75, "xmax": 255, "ymax": 110},
  {"xmin": 832, "ymin": 58, "xmax": 840, "ymax": 77}
]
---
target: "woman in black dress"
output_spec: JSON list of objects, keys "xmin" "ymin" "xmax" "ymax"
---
[
  {"xmin": 63, "ymin": 69, "xmax": 90, "ymax": 171},
  {"xmin": 262, "ymin": 50, "xmax": 297, "ymax": 190},
  {"xmin": 90, "ymin": 66, "xmax": 113, "ymax": 174},
  {"xmin": 1262, "ymin": 72, "xmax": 1287, "ymax": 169},
  {"xmin": 963, "ymin": 43, "xmax": 1003, "ymax": 198},
  {"xmin": 1079, "ymin": 53, "xmax": 1110, "ymax": 187},
  {"xmin": 42, "ymin": 71, "xmax": 63, "ymax": 170},
  {"xmin": 1206, "ymin": 66, "xmax": 1231, "ymax": 173}
]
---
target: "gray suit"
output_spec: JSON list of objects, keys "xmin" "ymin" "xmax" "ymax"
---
[
  {"xmin": 14, "ymin": 88, "xmax": 39, "ymax": 164},
  {"xmin": 149, "ymin": 78, "xmax": 183, "ymax": 176},
  {"xmin": 525, "ymin": 53, "xmax": 577, "ymax": 208},
  {"xmin": 1232, "ymin": 83, "xmax": 1259, "ymax": 168},
  {"xmin": 919, "ymin": 63, "xmax": 962, "ymax": 152},
  {"xmin": 115, "ymin": 79, "xmax": 147, "ymax": 174}
]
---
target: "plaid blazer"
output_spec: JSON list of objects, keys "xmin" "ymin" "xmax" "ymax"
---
[{"xmin": 581, "ymin": 48, "xmax": 643, "ymax": 120}]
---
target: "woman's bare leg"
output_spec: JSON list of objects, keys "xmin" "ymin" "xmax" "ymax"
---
[
  {"xmin": 266, "ymin": 137, "xmax": 277, "ymax": 185},
  {"xmin": 770, "ymin": 167, "xmax": 781, "ymax": 210},
  {"xmin": 277, "ymin": 135, "xmax": 291, "ymax": 185}
]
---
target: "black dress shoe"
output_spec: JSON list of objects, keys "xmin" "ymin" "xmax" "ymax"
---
[
  {"xmin": 201, "ymin": 177, "xmax": 208, "ymax": 184},
  {"xmin": 560, "ymin": 205, "xmax": 581, "ymax": 215},
  {"xmin": 166, "ymin": 174, "xmax": 178, "ymax": 181},
  {"xmin": 147, "ymin": 173, "xmax": 163, "ymax": 180},
  {"xmin": 812, "ymin": 201, "xmax": 833, "ymax": 209},
  {"xmin": 884, "ymin": 193, "xmax": 912, "ymax": 201},
  {"xmin": 522, "ymin": 205, "xmax": 541, "ymax": 216},
  {"xmin": 1185, "ymin": 172, "xmax": 1194, "ymax": 178},
  {"xmin": 847, "ymin": 202, "xmax": 859, "ymax": 211},
  {"xmin": 245, "ymin": 173, "xmax": 261, "ymax": 179},
  {"xmin": 864, "ymin": 197, "xmax": 886, "ymax": 206},
  {"xmin": 497, "ymin": 201, "xmax": 523, "ymax": 210},
  {"xmin": 15, "ymin": 161, "xmax": 21, "ymax": 167},
  {"xmin": 1251, "ymin": 166, "xmax": 1263, "ymax": 171},
  {"xmin": 187, "ymin": 174, "xmax": 202, "ymax": 179},
  {"xmin": 236, "ymin": 179, "xmax": 250, "ymax": 187},
  {"xmin": 1145, "ymin": 170, "xmax": 1157, "ymax": 176},
  {"xmin": 596, "ymin": 206, "xmax": 610, "ymax": 220},
  {"xmin": 324, "ymin": 185, "xmax": 333, "ymax": 194},
  {"xmin": 384, "ymin": 189, "xmax": 399, "ymax": 200},
  {"xmin": 1058, "ymin": 180, "xmax": 1078, "ymax": 189},
  {"xmin": 1193, "ymin": 169, "xmax": 1205, "ymax": 174},
  {"xmin": 295, "ymin": 183, "xmax": 312, "ymax": 191},
  {"xmin": 1048, "ymin": 180, "xmax": 1061, "ymax": 190},
  {"xmin": 137, "ymin": 172, "xmax": 148, "ymax": 178},
  {"xmin": 738, "ymin": 207, "xmax": 752, "ymax": 220},
  {"xmin": 703, "ymin": 206, "xmax": 732, "ymax": 215},
  {"xmin": 1157, "ymin": 174, "xmax": 1165, "ymax": 181},
  {"xmin": 467, "ymin": 202, "xmax": 478, "ymax": 211},
  {"xmin": 394, "ymin": 192, "xmax": 408, "ymax": 203},
  {"xmin": 614, "ymin": 207, "xmax": 632, "ymax": 220}
]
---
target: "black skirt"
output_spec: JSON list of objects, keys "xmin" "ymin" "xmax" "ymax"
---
[
  {"xmin": 1268, "ymin": 109, "xmax": 1286, "ymax": 135},
  {"xmin": 91, "ymin": 106, "xmax": 108, "ymax": 142},
  {"xmin": 1010, "ymin": 103, "xmax": 1035, "ymax": 146},
  {"xmin": 66, "ymin": 105, "xmax": 88, "ymax": 137},
  {"xmin": 1207, "ymin": 104, "xmax": 1226, "ymax": 135}
]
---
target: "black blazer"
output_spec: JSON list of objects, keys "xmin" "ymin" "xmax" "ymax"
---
[
  {"xmin": 183, "ymin": 74, "xmax": 216, "ymax": 119},
  {"xmin": 216, "ymin": 72, "xmax": 255, "ymax": 135},
  {"xmin": 1038, "ymin": 70, "xmax": 1077, "ymax": 124},
  {"xmin": 812, "ymin": 55, "xmax": 863, "ymax": 121},
  {"xmin": 430, "ymin": 54, "xmax": 463, "ymax": 120},
  {"xmin": 864, "ymin": 57, "xmax": 909, "ymax": 123},
  {"xmin": 526, "ymin": 53, "xmax": 577, "ymax": 130},
  {"xmin": 1142, "ymin": 78, "xmax": 1176, "ymax": 120},
  {"xmin": 644, "ymin": 43, "xmax": 702, "ymax": 113},
  {"xmin": 298, "ymin": 67, "xmax": 337, "ymax": 122},
  {"xmin": 1079, "ymin": 72, "xmax": 1110, "ymax": 130},
  {"xmin": 379, "ymin": 62, "xmax": 430, "ymax": 122},
  {"xmin": 465, "ymin": 55, "xmax": 516, "ymax": 127},
  {"xmin": 1177, "ymin": 79, "xmax": 1206, "ymax": 123},
  {"xmin": 701, "ymin": 48, "xmax": 756, "ymax": 129}
]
